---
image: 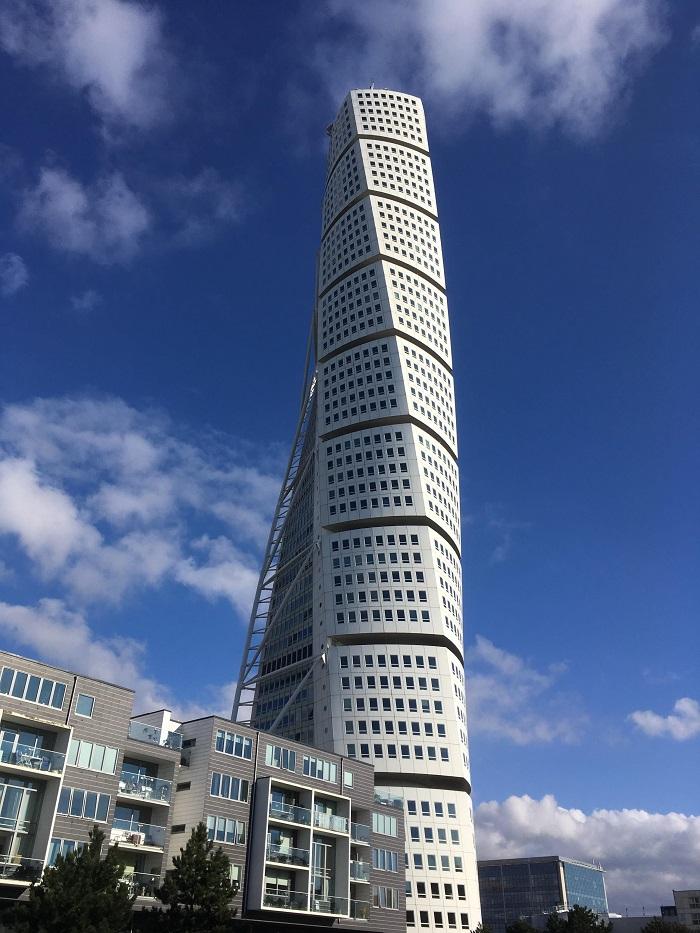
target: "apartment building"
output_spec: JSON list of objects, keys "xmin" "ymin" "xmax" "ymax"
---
[
  {"xmin": 171, "ymin": 716, "xmax": 405, "ymax": 930},
  {"xmin": 0, "ymin": 650, "xmax": 180, "ymax": 900},
  {"xmin": 0, "ymin": 650, "xmax": 406, "ymax": 932},
  {"xmin": 234, "ymin": 88, "xmax": 481, "ymax": 933}
]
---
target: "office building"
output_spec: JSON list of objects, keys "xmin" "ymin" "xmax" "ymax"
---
[
  {"xmin": 478, "ymin": 856, "xmax": 608, "ymax": 933},
  {"xmin": 672, "ymin": 891, "xmax": 700, "ymax": 928},
  {"xmin": 234, "ymin": 88, "xmax": 480, "ymax": 933},
  {"xmin": 0, "ymin": 649, "xmax": 406, "ymax": 932}
]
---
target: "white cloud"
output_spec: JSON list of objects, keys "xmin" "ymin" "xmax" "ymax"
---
[
  {"xmin": 18, "ymin": 167, "xmax": 150, "ymax": 264},
  {"xmin": 467, "ymin": 635, "xmax": 586, "ymax": 744},
  {"xmin": 0, "ymin": 0, "xmax": 177, "ymax": 134},
  {"xmin": 0, "ymin": 394, "xmax": 280, "ymax": 610},
  {"xmin": 0, "ymin": 598, "xmax": 234, "ymax": 718},
  {"xmin": 71, "ymin": 288, "xmax": 102, "ymax": 312},
  {"xmin": 484, "ymin": 503, "xmax": 531, "ymax": 565},
  {"xmin": 0, "ymin": 457, "xmax": 101, "ymax": 573},
  {"xmin": 629, "ymin": 697, "xmax": 700, "ymax": 741},
  {"xmin": 0, "ymin": 252, "xmax": 29, "ymax": 296},
  {"xmin": 476, "ymin": 794, "xmax": 700, "ymax": 913},
  {"xmin": 314, "ymin": 0, "xmax": 667, "ymax": 137}
]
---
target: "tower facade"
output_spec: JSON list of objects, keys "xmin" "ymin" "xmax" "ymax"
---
[{"xmin": 234, "ymin": 89, "xmax": 481, "ymax": 932}]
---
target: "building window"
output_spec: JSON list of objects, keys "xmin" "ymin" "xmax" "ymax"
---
[
  {"xmin": 344, "ymin": 770, "xmax": 354, "ymax": 787},
  {"xmin": 210, "ymin": 772, "xmax": 249, "ymax": 802},
  {"xmin": 372, "ymin": 812, "xmax": 398, "ymax": 836},
  {"xmin": 372, "ymin": 848, "xmax": 399, "ymax": 872},
  {"xmin": 0, "ymin": 666, "xmax": 66, "ymax": 710},
  {"xmin": 171, "ymin": 824, "xmax": 186, "ymax": 833},
  {"xmin": 303, "ymin": 755, "xmax": 337, "ymax": 783},
  {"xmin": 372, "ymin": 885, "xmax": 399, "ymax": 909},
  {"xmin": 265, "ymin": 744, "xmax": 296, "ymax": 772},
  {"xmin": 215, "ymin": 730, "xmax": 253, "ymax": 760},
  {"xmin": 58, "ymin": 787, "xmax": 110, "ymax": 821},
  {"xmin": 67, "ymin": 739, "xmax": 117, "ymax": 774},
  {"xmin": 47, "ymin": 838, "xmax": 84, "ymax": 865},
  {"xmin": 206, "ymin": 814, "xmax": 246, "ymax": 846},
  {"xmin": 75, "ymin": 694, "xmax": 94, "ymax": 718}
]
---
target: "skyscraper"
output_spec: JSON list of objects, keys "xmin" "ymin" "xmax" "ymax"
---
[{"xmin": 234, "ymin": 89, "xmax": 481, "ymax": 932}]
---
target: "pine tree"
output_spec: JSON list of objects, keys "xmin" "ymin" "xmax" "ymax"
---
[
  {"xmin": 155, "ymin": 822, "xmax": 234, "ymax": 932},
  {"xmin": 8, "ymin": 825, "xmax": 134, "ymax": 933}
]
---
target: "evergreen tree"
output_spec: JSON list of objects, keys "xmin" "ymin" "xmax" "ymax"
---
[
  {"xmin": 8, "ymin": 825, "xmax": 134, "ymax": 933},
  {"xmin": 155, "ymin": 822, "xmax": 234, "ymax": 932},
  {"xmin": 507, "ymin": 919, "xmax": 539, "ymax": 933},
  {"xmin": 475, "ymin": 923, "xmax": 494, "ymax": 933},
  {"xmin": 641, "ymin": 918, "xmax": 690, "ymax": 933},
  {"xmin": 546, "ymin": 906, "xmax": 612, "ymax": 933}
]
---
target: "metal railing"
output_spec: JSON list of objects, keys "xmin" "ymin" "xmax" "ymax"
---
[
  {"xmin": 310, "ymin": 895, "xmax": 349, "ymax": 915},
  {"xmin": 128, "ymin": 721, "xmax": 182, "ymax": 750},
  {"xmin": 0, "ymin": 816, "xmax": 31, "ymax": 833},
  {"xmin": 351, "ymin": 899, "xmax": 371, "ymax": 920},
  {"xmin": 350, "ymin": 860, "xmax": 371, "ymax": 882},
  {"xmin": 263, "ymin": 889, "xmax": 308, "ymax": 911},
  {"xmin": 110, "ymin": 819, "xmax": 167, "ymax": 848},
  {"xmin": 313, "ymin": 810, "xmax": 348, "ymax": 833},
  {"xmin": 374, "ymin": 791, "xmax": 404, "ymax": 810},
  {"xmin": 266, "ymin": 843, "xmax": 310, "ymax": 866},
  {"xmin": 0, "ymin": 740, "xmax": 65, "ymax": 773},
  {"xmin": 121, "ymin": 872, "xmax": 160, "ymax": 897},
  {"xmin": 269, "ymin": 801, "xmax": 311, "ymax": 825},
  {"xmin": 351, "ymin": 821, "xmax": 371, "ymax": 844},
  {"xmin": 0, "ymin": 855, "xmax": 43, "ymax": 883},
  {"xmin": 118, "ymin": 770, "xmax": 171, "ymax": 803}
]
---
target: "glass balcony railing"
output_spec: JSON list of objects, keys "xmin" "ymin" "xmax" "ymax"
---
[
  {"xmin": 0, "ymin": 816, "xmax": 32, "ymax": 833},
  {"xmin": 266, "ymin": 843, "xmax": 310, "ymax": 867},
  {"xmin": 118, "ymin": 770, "xmax": 172, "ymax": 803},
  {"xmin": 350, "ymin": 860, "xmax": 371, "ymax": 882},
  {"xmin": 268, "ymin": 801, "xmax": 311, "ymax": 825},
  {"xmin": 313, "ymin": 810, "xmax": 348, "ymax": 833},
  {"xmin": 310, "ymin": 895, "xmax": 349, "ymax": 915},
  {"xmin": 263, "ymin": 889, "xmax": 308, "ymax": 911},
  {"xmin": 110, "ymin": 819, "xmax": 167, "ymax": 849},
  {"xmin": 128, "ymin": 721, "xmax": 182, "ymax": 750},
  {"xmin": 351, "ymin": 899, "xmax": 371, "ymax": 920},
  {"xmin": 0, "ymin": 855, "xmax": 43, "ymax": 883},
  {"xmin": 0, "ymin": 740, "xmax": 65, "ymax": 774},
  {"xmin": 120, "ymin": 871, "xmax": 161, "ymax": 897},
  {"xmin": 351, "ymin": 821, "xmax": 371, "ymax": 844},
  {"xmin": 374, "ymin": 791, "xmax": 404, "ymax": 810}
]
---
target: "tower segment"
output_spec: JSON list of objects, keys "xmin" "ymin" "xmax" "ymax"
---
[{"xmin": 234, "ymin": 89, "xmax": 481, "ymax": 933}]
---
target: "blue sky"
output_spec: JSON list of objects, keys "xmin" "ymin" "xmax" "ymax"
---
[{"xmin": 0, "ymin": 0, "xmax": 698, "ymax": 912}]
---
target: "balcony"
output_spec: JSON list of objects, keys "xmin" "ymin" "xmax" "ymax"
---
[
  {"xmin": 313, "ymin": 810, "xmax": 348, "ymax": 833},
  {"xmin": 128, "ymin": 721, "xmax": 182, "ymax": 751},
  {"xmin": 351, "ymin": 821, "xmax": 371, "ymax": 844},
  {"xmin": 110, "ymin": 819, "xmax": 167, "ymax": 849},
  {"xmin": 266, "ymin": 843, "xmax": 310, "ymax": 867},
  {"xmin": 0, "ymin": 816, "xmax": 31, "ymax": 834},
  {"xmin": 121, "ymin": 872, "xmax": 161, "ymax": 898},
  {"xmin": 351, "ymin": 899, "xmax": 371, "ymax": 920},
  {"xmin": 310, "ymin": 895, "xmax": 349, "ymax": 916},
  {"xmin": 263, "ymin": 890, "xmax": 308, "ymax": 911},
  {"xmin": 374, "ymin": 791, "xmax": 403, "ymax": 810},
  {"xmin": 269, "ymin": 801, "xmax": 311, "ymax": 826},
  {"xmin": 118, "ymin": 771, "xmax": 171, "ymax": 804},
  {"xmin": 0, "ymin": 856, "xmax": 43, "ymax": 884},
  {"xmin": 350, "ymin": 859, "xmax": 371, "ymax": 882},
  {"xmin": 0, "ymin": 740, "xmax": 65, "ymax": 774}
]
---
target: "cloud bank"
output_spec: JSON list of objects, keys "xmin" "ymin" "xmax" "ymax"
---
[
  {"xmin": 0, "ymin": 252, "xmax": 29, "ymax": 296},
  {"xmin": 314, "ymin": 0, "xmax": 667, "ymax": 137},
  {"xmin": 476, "ymin": 794, "xmax": 700, "ymax": 913}
]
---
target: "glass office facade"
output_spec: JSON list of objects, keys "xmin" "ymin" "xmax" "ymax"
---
[{"xmin": 478, "ymin": 857, "xmax": 607, "ymax": 933}]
